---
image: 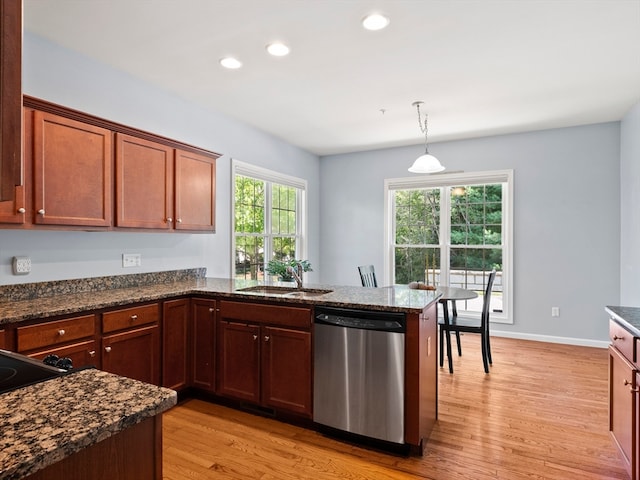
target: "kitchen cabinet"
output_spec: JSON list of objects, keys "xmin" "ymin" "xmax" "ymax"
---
[
  {"xmin": 115, "ymin": 133, "xmax": 173, "ymax": 230},
  {"xmin": 0, "ymin": 329, "xmax": 5, "ymax": 349},
  {"xmin": 609, "ymin": 319, "xmax": 639, "ymax": 479},
  {"xmin": 15, "ymin": 313, "xmax": 98, "ymax": 369},
  {"xmin": 175, "ymin": 149, "xmax": 216, "ymax": 231},
  {"xmin": 102, "ymin": 303, "xmax": 160, "ymax": 385},
  {"xmin": 217, "ymin": 300, "xmax": 312, "ymax": 417},
  {"xmin": 191, "ymin": 298, "xmax": 216, "ymax": 392},
  {"xmin": 162, "ymin": 298, "xmax": 190, "ymax": 391},
  {"xmin": 0, "ymin": 109, "xmax": 25, "ymax": 223},
  {"xmin": 0, "ymin": 0, "xmax": 22, "ymax": 205},
  {"xmin": 31, "ymin": 110, "xmax": 113, "ymax": 227}
]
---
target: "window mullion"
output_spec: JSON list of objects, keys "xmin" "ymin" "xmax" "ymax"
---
[
  {"xmin": 264, "ymin": 182, "xmax": 273, "ymax": 262},
  {"xmin": 440, "ymin": 186, "xmax": 451, "ymax": 286}
]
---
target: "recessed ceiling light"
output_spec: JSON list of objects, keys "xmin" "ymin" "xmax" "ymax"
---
[
  {"xmin": 266, "ymin": 42, "xmax": 290, "ymax": 57},
  {"xmin": 219, "ymin": 57, "xmax": 242, "ymax": 69},
  {"xmin": 362, "ymin": 13, "xmax": 390, "ymax": 31}
]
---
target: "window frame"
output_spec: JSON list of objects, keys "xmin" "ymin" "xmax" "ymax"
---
[
  {"xmin": 231, "ymin": 159, "xmax": 308, "ymax": 279},
  {"xmin": 384, "ymin": 169, "xmax": 514, "ymax": 324}
]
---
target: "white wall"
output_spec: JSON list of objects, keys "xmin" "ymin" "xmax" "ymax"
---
[
  {"xmin": 620, "ymin": 101, "xmax": 640, "ymax": 305},
  {"xmin": 320, "ymin": 123, "xmax": 621, "ymax": 344},
  {"xmin": 0, "ymin": 32, "xmax": 320, "ymax": 285}
]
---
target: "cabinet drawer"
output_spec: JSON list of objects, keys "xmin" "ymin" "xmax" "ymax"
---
[
  {"xmin": 17, "ymin": 315, "xmax": 96, "ymax": 352},
  {"xmin": 27, "ymin": 340, "xmax": 98, "ymax": 369},
  {"xmin": 610, "ymin": 320, "xmax": 636, "ymax": 363},
  {"xmin": 103, "ymin": 303, "xmax": 159, "ymax": 333},
  {"xmin": 219, "ymin": 301, "xmax": 311, "ymax": 329}
]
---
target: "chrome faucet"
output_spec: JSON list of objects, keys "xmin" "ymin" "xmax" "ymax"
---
[{"xmin": 286, "ymin": 263, "xmax": 304, "ymax": 289}]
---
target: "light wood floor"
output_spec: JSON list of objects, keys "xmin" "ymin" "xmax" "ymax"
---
[{"xmin": 163, "ymin": 336, "xmax": 627, "ymax": 479}]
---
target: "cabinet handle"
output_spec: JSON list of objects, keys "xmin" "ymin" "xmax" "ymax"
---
[
  {"xmin": 252, "ymin": 334, "xmax": 258, "ymax": 340},
  {"xmin": 167, "ymin": 217, "xmax": 173, "ymax": 223},
  {"xmin": 613, "ymin": 335, "xmax": 624, "ymax": 341},
  {"xmin": 58, "ymin": 329, "xmax": 66, "ymax": 336},
  {"xmin": 130, "ymin": 314, "xmax": 138, "ymax": 321},
  {"xmin": 264, "ymin": 335, "xmax": 270, "ymax": 342},
  {"xmin": 209, "ymin": 308, "xmax": 215, "ymax": 313},
  {"xmin": 37, "ymin": 209, "xmax": 45, "ymax": 215},
  {"xmin": 177, "ymin": 218, "xmax": 182, "ymax": 223},
  {"xmin": 105, "ymin": 346, "xmax": 112, "ymax": 353},
  {"xmin": 17, "ymin": 207, "xmax": 25, "ymax": 214},
  {"xmin": 89, "ymin": 350, "xmax": 96, "ymax": 357}
]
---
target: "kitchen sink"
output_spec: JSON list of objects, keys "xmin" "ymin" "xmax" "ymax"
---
[{"xmin": 236, "ymin": 286, "xmax": 333, "ymax": 296}]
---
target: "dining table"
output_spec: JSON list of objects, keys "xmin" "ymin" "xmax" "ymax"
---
[{"xmin": 436, "ymin": 286, "xmax": 478, "ymax": 374}]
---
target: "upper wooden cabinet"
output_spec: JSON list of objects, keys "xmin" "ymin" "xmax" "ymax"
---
[
  {"xmin": 32, "ymin": 110, "xmax": 113, "ymax": 227},
  {"xmin": 175, "ymin": 149, "xmax": 216, "ymax": 231},
  {"xmin": 116, "ymin": 133, "xmax": 173, "ymax": 230},
  {"xmin": 0, "ymin": 0, "xmax": 22, "ymax": 204}
]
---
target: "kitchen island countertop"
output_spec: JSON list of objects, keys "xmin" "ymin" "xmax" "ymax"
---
[
  {"xmin": 0, "ymin": 277, "xmax": 441, "ymax": 327},
  {"xmin": 0, "ymin": 368, "xmax": 176, "ymax": 480}
]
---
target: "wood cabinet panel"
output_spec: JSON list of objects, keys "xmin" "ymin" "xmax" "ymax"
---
[
  {"xmin": 32, "ymin": 111, "xmax": 112, "ymax": 227},
  {"xmin": 162, "ymin": 298, "xmax": 190, "ymax": 391},
  {"xmin": 609, "ymin": 344, "xmax": 637, "ymax": 478},
  {"xmin": 611, "ymin": 320, "xmax": 635, "ymax": 364},
  {"xmin": 16, "ymin": 314, "xmax": 96, "ymax": 352},
  {"xmin": 191, "ymin": 298, "xmax": 216, "ymax": 392},
  {"xmin": 115, "ymin": 133, "xmax": 173, "ymax": 229},
  {"xmin": 219, "ymin": 301, "xmax": 311, "ymax": 329},
  {"xmin": 175, "ymin": 149, "xmax": 216, "ymax": 231},
  {"xmin": 0, "ymin": 0, "xmax": 22, "ymax": 205},
  {"xmin": 102, "ymin": 303, "xmax": 159, "ymax": 333},
  {"xmin": 27, "ymin": 340, "xmax": 98, "ymax": 369},
  {"xmin": 102, "ymin": 325, "xmax": 160, "ymax": 385},
  {"xmin": 0, "ymin": 329, "xmax": 5, "ymax": 349},
  {"xmin": 262, "ymin": 326, "xmax": 311, "ymax": 417},
  {"xmin": 217, "ymin": 321, "xmax": 261, "ymax": 403}
]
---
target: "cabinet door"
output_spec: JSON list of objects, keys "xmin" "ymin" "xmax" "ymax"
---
[
  {"xmin": 162, "ymin": 298, "xmax": 190, "ymax": 391},
  {"xmin": 609, "ymin": 345, "xmax": 637, "ymax": 478},
  {"xmin": 0, "ymin": 101, "xmax": 25, "ymax": 223},
  {"xmin": 102, "ymin": 325, "xmax": 160, "ymax": 385},
  {"xmin": 115, "ymin": 133, "xmax": 173, "ymax": 229},
  {"xmin": 192, "ymin": 298, "xmax": 216, "ymax": 392},
  {"xmin": 33, "ymin": 111, "xmax": 112, "ymax": 227},
  {"xmin": 262, "ymin": 326, "xmax": 312, "ymax": 417},
  {"xmin": 28, "ymin": 340, "xmax": 98, "ymax": 369},
  {"xmin": 174, "ymin": 149, "xmax": 216, "ymax": 231},
  {"xmin": 0, "ymin": 329, "xmax": 5, "ymax": 349},
  {"xmin": 217, "ymin": 321, "xmax": 260, "ymax": 403},
  {"xmin": 0, "ymin": 0, "xmax": 21, "ymax": 205}
]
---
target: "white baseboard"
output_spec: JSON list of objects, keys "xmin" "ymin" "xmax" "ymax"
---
[{"xmin": 490, "ymin": 329, "xmax": 609, "ymax": 349}]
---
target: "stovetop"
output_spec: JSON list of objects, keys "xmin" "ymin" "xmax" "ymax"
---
[{"xmin": 0, "ymin": 349, "xmax": 67, "ymax": 395}]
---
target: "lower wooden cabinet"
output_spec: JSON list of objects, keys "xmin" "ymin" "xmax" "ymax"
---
[
  {"xmin": 27, "ymin": 340, "xmax": 98, "ymax": 369},
  {"xmin": 162, "ymin": 298, "xmax": 190, "ymax": 391},
  {"xmin": 102, "ymin": 325, "xmax": 160, "ymax": 385},
  {"xmin": 191, "ymin": 298, "xmax": 216, "ymax": 392},
  {"xmin": 609, "ymin": 344, "xmax": 638, "ymax": 478},
  {"xmin": 0, "ymin": 329, "xmax": 5, "ymax": 349},
  {"xmin": 217, "ymin": 310, "xmax": 312, "ymax": 418}
]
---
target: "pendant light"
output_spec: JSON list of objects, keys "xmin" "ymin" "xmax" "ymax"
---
[{"xmin": 408, "ymin": 101, "xmax": 445, "ymax": 174}]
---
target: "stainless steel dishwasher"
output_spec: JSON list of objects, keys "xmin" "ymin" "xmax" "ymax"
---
[{"xmin": 313, "ymin": 306, "xmax": 405, "ymax": 445}]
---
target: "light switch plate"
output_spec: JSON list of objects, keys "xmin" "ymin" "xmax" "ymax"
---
[
  {"xmin": 122, "ymin": 253, "xmax": 142, "ymax": 268},
  {"xmin": 12, "ymin": 256, "xmax": 31, "ymax": 275}
]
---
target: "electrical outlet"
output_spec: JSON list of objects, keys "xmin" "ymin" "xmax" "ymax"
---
[
  {"xmin": 122, "ymin": 253, "xmax": 142, "ymax": 268},
  {"xmin": 12, "ymin": 256, "xmax": 31, "ymax": 275},
  {"xmin": 551, "ymin": 307, "xmax": 560, "ymax": 317}
]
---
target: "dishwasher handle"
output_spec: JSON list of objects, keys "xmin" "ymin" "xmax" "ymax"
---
[{"xmin": 315, "ymin": 312, "xmax": 405, "ymax": 333}]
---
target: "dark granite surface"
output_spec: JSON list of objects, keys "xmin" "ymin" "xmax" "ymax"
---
[
  {"xmin": 0, "ymin": 276, "xmax": 440, "ymax": 326},
  {"xmin": 606, "ymin": 306, "xmax": 640, "ymax": 337},
  {"xmin": 0, "ymin": 369, "xmax": 176, "ymax": 480}
]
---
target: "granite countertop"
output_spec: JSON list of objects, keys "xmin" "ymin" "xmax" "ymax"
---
[
  {"xmin": 606, "ymin": 305, "xmax": 640, "ymax": 337},
  {"xmin": 0, "ymin": 368, "xmax": 176, "ymax": 480},
  {"xmin": 0, "ymin": 277, "xmax": 441, "ymax": 326}
]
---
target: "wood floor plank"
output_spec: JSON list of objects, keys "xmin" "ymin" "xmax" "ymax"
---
[{"xmin": 163, "ymin": 336, "xmax": 628, "ymax": 479}]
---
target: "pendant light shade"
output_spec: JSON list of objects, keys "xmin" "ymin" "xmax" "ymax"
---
[
  {"xmin": 409, "ymin": 101, "xmax": 445, "ymax": 174},
  {"xmin": 408, "ymin": 153, "xmax": 445, "ymax": 173}
]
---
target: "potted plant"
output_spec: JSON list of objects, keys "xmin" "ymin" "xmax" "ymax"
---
[{"xmin": 265, "ymin": 259, "xmax": 312, "ymax": 281}]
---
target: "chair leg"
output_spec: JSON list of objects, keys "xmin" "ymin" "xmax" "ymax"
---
[
  {"xmin": 445, "ymin": 329, "xmax": 454, "ymax": 374},
  {"xmin": 481, "ymin": 333, "xmax": 489, "ymax": 373},
  {"xmin": 439, "ymin": 326, "xmax": 444, "ymax": 367},
  {"xmin": 455, "ymin": 331, "xmax": 462, "ymax": 356},
  {"xmin": 486, "ymin": 334, "xmax": 493, "ymax": 365}
]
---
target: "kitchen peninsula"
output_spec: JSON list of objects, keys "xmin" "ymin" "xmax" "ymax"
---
[{"xmin": 0, "ymin": 269, "xmax": 440, "ymax": 461}]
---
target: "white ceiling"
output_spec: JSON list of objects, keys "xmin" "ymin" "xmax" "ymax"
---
[{"xmin": 23, "ymin": 0, "xmax": 640, "ymax": 156}]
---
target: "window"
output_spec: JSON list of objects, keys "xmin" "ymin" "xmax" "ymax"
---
[
  {"xmin": 232, "ymin": 160, "xmax": 307, "ymax": 280},
  {"xmin": 385, "ymin": 170, "xmax": 513, "ymax": 323}
]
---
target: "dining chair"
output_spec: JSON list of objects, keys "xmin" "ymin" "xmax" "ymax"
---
[
  {"xmin": 357, "ymin": 265, "xmax": 378, "ymax": 287},
  {"xmin": 439, "ymin": 270, "xmax": 496, "ymax": 373}
]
